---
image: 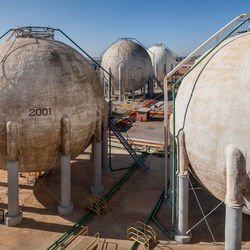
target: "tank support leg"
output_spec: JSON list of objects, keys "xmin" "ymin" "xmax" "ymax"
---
[
  {"xmin": 90, "ymin": 142, "xmax": 94, "ymax": 161},
  {"xmin": 119, "ymin": 64, "xmax": 123, "ymax": 102},
  {"xmin": 5, "ymin": 121, "xmax": 22, "ymax": 226},
  {"xmin": 167, "ymin": 152, "xmax": 173, "ymax": 206},
  {"xmin": 131, "ymin": 75, "xmax": 135, "ymax": 100},
  {"xmin": 143, "ymin": 79, "xmax": 146, "ymax": 99},
  {"xmin": 225, "ymin": 145, "xmax": 245, "ymax": 250},
  {"xmin": 101, "ymin": 77, "xmax": 105, "ymax": 96},
  {"xmin": 175, "ymin": 131, "xmax": 191, "ymax": 243},
  {"xmin": 102, "ymin": 129, "xmax": 110, "ymax": 174},
  {"xmin": 91, "ymin": 141, "xmax": 104, "ymax": 194},
  {"xmin": 149, "ymin": 77, "xmax": 153, "ymax": 99},
  {"xmin": 58, "ymin": 116, "xmax": 73, "ymax": 215}
]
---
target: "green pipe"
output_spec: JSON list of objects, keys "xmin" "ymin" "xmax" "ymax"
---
[
  {"xmin": 129, "ymin": 190, "xmax": 165, "ymax": 250},
  {"xmin": 104, "ymin": 164, "xmax": 138, "ymax": 201},
  {"xmin": 48, "ymin": 210, "xmax": 94, "ymax": 249},
  {"xmin": 171, "ymin": 16, "xmax": 250, "ymax": 232},
  {"xmin": 56, "ymin": 212, "xmax": 95, "ymax": 249},
  {"xmin": 151, "ymin": 192, "xmax": 173, "ymax": 239},
  {"xmin": 104, "ymin": 154, "xmax": 146, "ymax": 200},
  {"xmin": 145, "ymin": 190, "xmax": 164, "ymax": 225},
  {"xmin": 47, "ymin": 155, "xmax": 146, "ymax": 249}
]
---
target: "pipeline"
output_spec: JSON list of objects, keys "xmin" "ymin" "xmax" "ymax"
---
[
  {"xmin": 129, "ymin": 189, "xmax": 172, "ymax": 250},
  {"xmin": 47, "ymin": 154, "xmax": 146, "ymax": 250}
]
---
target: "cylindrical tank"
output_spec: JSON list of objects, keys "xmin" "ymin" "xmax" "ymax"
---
[
  {"xmin": 0, "ymin": 36, "xmax": 107, "ymax": 172},
  {"xmin": 174, "ymin": 33, "xmax": 250, "ymax": 214},
  {"xmin": 101, "ymin": 39, "xmax": 153, "ymax": 92},
  {"xmin": 147, "ymin": 44, "xmax": 176, "ymax": 82}
]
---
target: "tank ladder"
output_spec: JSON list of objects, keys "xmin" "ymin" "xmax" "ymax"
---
[
  {"xmin": 109, "ymin": 119, "xmax": 149, "ymax": 172},
  {"xmin": 127, "ymin": 221, "xmax": 156, "ymax": 250}
]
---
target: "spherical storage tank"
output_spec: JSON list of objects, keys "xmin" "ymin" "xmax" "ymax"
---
[
  {"xmin": 101, "ymin": 39, "xmax": 153, "ymax": 92},
  {"xmin": 147, "ymin": 44, "xmax": 176, "ymax": 82},
  {"xmin": 174, "ymin": 33, "xmax": 250, "ymax": 214},
  {"xmin": 0, "ymin": 30, "xmax": 107, "ymax": 172}
]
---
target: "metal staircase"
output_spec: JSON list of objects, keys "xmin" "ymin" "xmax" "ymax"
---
[{"xmin": 109, "ymin": 119, "xmax": 149, "ymax": 172}]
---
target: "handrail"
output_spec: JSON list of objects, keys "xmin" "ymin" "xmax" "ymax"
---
[
  {"xmin": 85, "ymin": 195, "xmax": 107, "ymax": 216},
  {"xmin": 165, "ymin": 13, "xmax": 250, "ymax": 79},
  {"xmin": 134, "ymin": 221, "xmax": 156, "ymax": 237},
  {"xmin": 127, "ymin": 228, "xmax": 151, "ymax": 249},
  {"xmin": 0, "ymin": 29, "xmax": 14, "ymax": 40},
  {"xmin": 62, "ymin": 226, "xmax": 88, "ymax": 249},
  {"xmin": 85, "ymin": 232, "xmax": 100, "ymax": 250},
  {"xmin": 167, "ymin": 14, "xmax": 250, "ymax": 233},
  {"xmin": 0, "ymin": 26, "xmax": 111, "ymax": 76},
  {"xmin": 48, "ymin": 157, "xmax": 145, "ymax": 249}
]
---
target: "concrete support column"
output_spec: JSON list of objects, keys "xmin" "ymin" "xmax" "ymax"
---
[
  {"xmin": 168, "ymin": 152, "xmax": 173, "ymax": 206},
  {"xmin": 102, "ymin": 129, "xmax": 110, "ymax": 174},
  {"xmin": 155, "ymin": 63, "xmax": 159, "ymax": 80},
  {"xmin": 148, "ymin": 77, "xmax": 153, "ymax": 99},
  {"xmin": 101, "ymin": 78, "xmax": 105, "ymax": 95},
  {"xmin": 131, "ymin": 72, "xmax": 135, "ymax": 100},
  {"xmin": 143, "ymin": 79, "xmax": 146, "ymax": 99},
  {"xmin": 175, "ymin": 175, "xmax": 190, "ymax": 243},
  {"xmin": 5, "ymin": 121, "xmax": 22, "ymax": 226},
  {"xmin": 108, "ymin": 68, "xmax": 111, "ymax": 101},
  {"xmin": 151, "ymin": 77, "xmax": 154, "ymax": 98},
  {"xmin": 225, "ymin": 205, "xmax": 242, "ymax": 250},
  {"xmin": 90, "ymin": 142, "xmax": 94, "ymax": 161},
  {"xmin": 100, "ymin": 70, "xmax": 105, "ymax": 95},
  {"xmin": 175, "ymin": 131, "xmax": 191, "ymax": 243},
  {"xmin": 225, "ymin": 145, "xmax": 245, "ymax": 250},
  {"xmin": 90, "ymin": 141, "xmax": 104, "ymax": 194},
  {"xmin": 119, "ymin": 64, "xmax": 123, "ymax": 102},
  {"xmin": 147, "ymin": 80, "xmax": 150, "ymax": 97},
  {"xmin": 58, "ymin": 116, "xmax": 73, "ymax": 215},
  {"xmin": 164, "ymin": 78, "xmax": 168, "ymax": 201}
]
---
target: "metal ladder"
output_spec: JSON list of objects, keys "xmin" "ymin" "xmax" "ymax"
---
[{"xmin": 110, "ymin": 120, "xmax": 149, "ymax": 172}]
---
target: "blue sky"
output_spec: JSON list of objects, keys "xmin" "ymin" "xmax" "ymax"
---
[{"xmin": 0, "ymin": 0, "xmax": 249, "ymax": 56}]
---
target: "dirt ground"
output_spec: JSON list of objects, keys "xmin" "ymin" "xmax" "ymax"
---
[{"xmin": 0, "ymin": 146, "xmax": 249, "ymax": 249}]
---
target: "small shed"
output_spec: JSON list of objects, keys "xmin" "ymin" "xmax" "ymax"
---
[{"xmin": 136, "ymin": 108, "xmax": 150, "ymax": 122}]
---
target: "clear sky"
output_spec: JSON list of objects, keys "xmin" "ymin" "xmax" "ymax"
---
[{"xmin": 0, "ymin": 0, "xmax": 249, "ymax": 56}]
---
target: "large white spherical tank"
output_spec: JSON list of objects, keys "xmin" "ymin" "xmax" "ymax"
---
[
  {"xmin": 147, "ymin": 44, "xmax": 176, "ymax": 82},
  {"xmin": 101, "ymin": 39, "xmax": 153, "ymax": 92},
  {"xmin": 0, "ymin": 37, "xmax": 107, "ymax": 172},
  {"xmin": 174, "ymin": 33, "xmax": 250, "ymax": 214}
]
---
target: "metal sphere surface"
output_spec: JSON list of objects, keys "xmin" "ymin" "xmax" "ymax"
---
[
  {"xmin": 174, "ymin": 33, "xmax": 250, "ymax": 213},
  {"xmin": 147, "ymin": 45, "xmax": 176, "ymax": 82},
  {"xmin": 0, "ymin": 37, "xmax": 106, "ymax": 172},
  {"xmin": 101, "ymin": 39, "xmax": 153, "ymax": 92}
]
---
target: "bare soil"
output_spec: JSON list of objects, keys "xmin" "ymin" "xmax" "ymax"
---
[{"xmin": 0, "ymin": 146, "xmax": 249, "ymax": 249}]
